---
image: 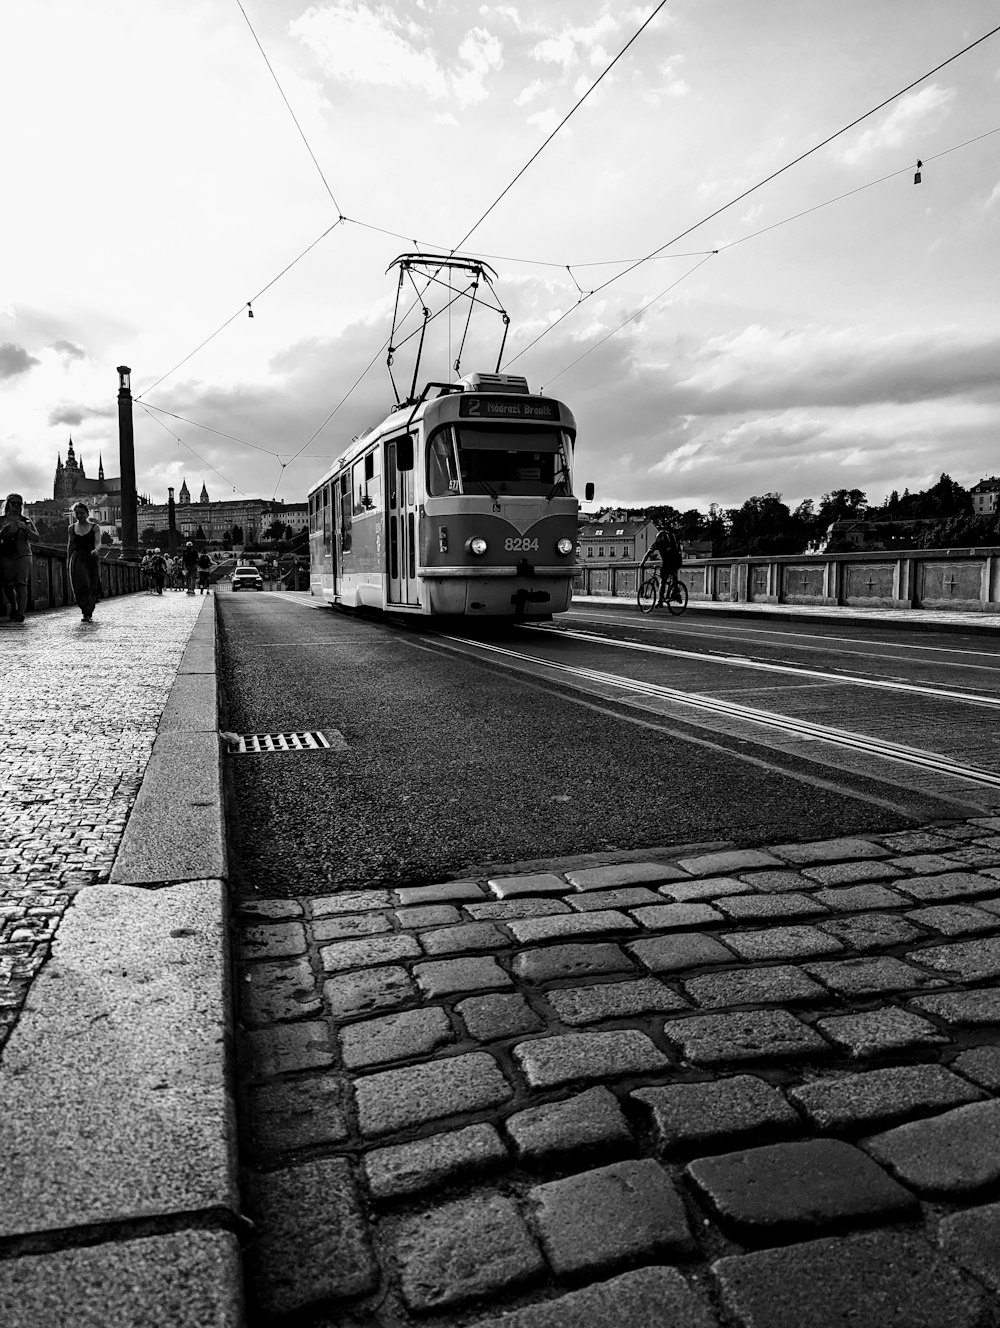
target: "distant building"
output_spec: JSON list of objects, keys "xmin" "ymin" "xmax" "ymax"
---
[
  {"xmin": 971, "ymin": 477, "xmax": 1000, "ymax": 516},
  {"xmin": 819, "ymin": 517, "xmax": 939, "ymax": 551},
  {"xmin": 577, "ymin": 519, "xmax": 658, "ymax": 561},
  {"xmin": 137, "ymin": 479, "xmax": 307, "ymax": 544}
]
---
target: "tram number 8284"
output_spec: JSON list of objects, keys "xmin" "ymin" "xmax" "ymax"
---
[{"xmin": 306, "ymin": 372, "xmax": 594, "ymax": 620}]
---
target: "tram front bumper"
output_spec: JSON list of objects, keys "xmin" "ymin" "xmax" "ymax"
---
[{"xmin": 425, "ymin": 570, "xmax": 572, "ymax": 617}]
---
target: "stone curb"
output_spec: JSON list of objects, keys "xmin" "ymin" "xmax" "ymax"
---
[
  {"xmin": 572, "ymin": 594, "xmax": 1000, "ymax": 635},
  {"xmin": 0, "ymin": 594, "xmax": 244, "ymax": 1327}
]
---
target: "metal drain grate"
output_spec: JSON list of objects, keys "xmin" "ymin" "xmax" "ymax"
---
[{"xmin": 233, "ymin": 731, "xmax": 336, "ymax": 753}]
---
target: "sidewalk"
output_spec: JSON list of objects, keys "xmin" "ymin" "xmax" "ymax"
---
[
  {"xmin": 0, "ymin": 592, "xmax": 241, "ymax": 1327},
  {"xmin": 573, "ymin": 593, "xmax": 1000, "ymax": 634}
]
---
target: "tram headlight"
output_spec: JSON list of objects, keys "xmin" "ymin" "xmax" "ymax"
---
[
  {"xmin": 556, "ymin": 537, "xmax": 574, "ymax": 555},
  {"xmin": 467, "ymin": 537, "xmax": 488, "ymax": 556}
]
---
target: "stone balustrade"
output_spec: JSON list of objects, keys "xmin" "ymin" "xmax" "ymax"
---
[
  {"xmin": 26, "ymin": 544, "xmax": 143, "ymax": 612},
  {"xmin": 574, "ymin": 547, "xmax": 1000, "ymax": 613}
]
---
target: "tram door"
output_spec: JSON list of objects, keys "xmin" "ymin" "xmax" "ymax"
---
[{"xmin": 386, "ymin": 436, "xmax": 420, "ymax": 606}]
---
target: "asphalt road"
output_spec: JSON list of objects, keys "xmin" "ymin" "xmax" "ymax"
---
[{"xmin": 214, "ymin": 595, "xmax": 998, "ymax": 897}]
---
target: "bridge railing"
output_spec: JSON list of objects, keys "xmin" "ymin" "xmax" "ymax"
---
[
  {"xmin": 573, "ymin": 546, "xmax": 1000, "ymax": 614},
  {"xmin": 26, "ymin": 545, "xmax": 143, "ymax": 612}
]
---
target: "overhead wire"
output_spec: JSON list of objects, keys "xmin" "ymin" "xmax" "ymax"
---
[
  {"xmin": 502, "ymin": 18, "xmax": 1000, "ymax": 368},
  {"xmin": 450, "ymin": 0, "xmax": 671, "ymax": 254}
]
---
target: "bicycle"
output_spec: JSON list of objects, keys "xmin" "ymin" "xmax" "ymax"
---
[{"xmin": 637, "ymin": 569, "xmax": 688, "ymax": 615}]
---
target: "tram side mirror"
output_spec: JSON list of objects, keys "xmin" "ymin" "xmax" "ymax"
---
[
  {"xmin": 397, "ymin": 436, "xmax": 414, "ymax": 471},
  {"xmin": 585, "ymin": 482, "xmax": 595, "ymax": 502}
]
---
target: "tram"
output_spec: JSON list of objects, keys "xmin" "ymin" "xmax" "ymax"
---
[{"xmin": 307, "ymin": 371, "xmax": 590, "ymax": 620}]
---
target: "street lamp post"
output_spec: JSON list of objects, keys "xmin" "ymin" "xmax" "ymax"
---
[
  {"xmin": 167, "ymin": 487, "xmax": 178, "ymax": 556},
  {"xmin": 117, "ymin": 366, "xmax": 138, "ymax": 556}
]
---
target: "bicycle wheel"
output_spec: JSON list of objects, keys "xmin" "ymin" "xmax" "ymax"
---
[
  {"xmin": 666, "ymin": 579, "xmax": 689, "ymax": 615},
  {"xmin": 637, "ymin": 577, "xmax": 659, "ymax": 614}
]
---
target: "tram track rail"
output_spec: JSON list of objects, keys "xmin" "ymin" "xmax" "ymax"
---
[{"xmin": 437, "ymin": 632, "xmax": 1000, "ymax": 796}]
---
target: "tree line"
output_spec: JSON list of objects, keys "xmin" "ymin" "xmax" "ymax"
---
[{"xmin": 632, "ymin": 473, "xmax": 998, "ymax": 556}]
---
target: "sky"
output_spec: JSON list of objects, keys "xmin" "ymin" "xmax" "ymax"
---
[{"xmin": 2, "ymin": 0, "xmax": 999, "ymax": 516}]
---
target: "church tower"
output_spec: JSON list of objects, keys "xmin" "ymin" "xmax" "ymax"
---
[
  {"xmin": 199, "ymin": 482, "xmax": 209, "ymax": 503},
  {"xmin": 98, "ymin": 454, "xmax": 105, "ymax": 484},
  {"xmin": 179, "ymin": 478, "xmax": 190, "ymax": 505}
]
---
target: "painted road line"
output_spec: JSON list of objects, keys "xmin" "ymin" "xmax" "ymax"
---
[{"xmin": 532, "ymin": 625, "xmax": 1000, "ymax": 709}]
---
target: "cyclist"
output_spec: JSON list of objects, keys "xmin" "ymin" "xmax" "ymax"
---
[{"xmin": 640, "ymin": 523, "xmax": 683, "ymax": 606}]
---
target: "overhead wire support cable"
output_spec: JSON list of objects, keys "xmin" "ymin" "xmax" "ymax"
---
[
  {"xmin": 137, "ymin": 218, "xmax": 345, "ymax": 401},
  {"xmin": 537, "ymin": 121, "xmax": 1000, "ymax": 388},
  {"xmin": 541, "ymin": 253, "xmax": 716, "ymax": 392},
  {"xmin": 138, "ymin": 403, "xmax": 280, "ymax": 457},
  {"xmin": 234, "ymin": 0, "xmax": 344, "ymax": 216},
  {"xmin": 139, "ymin": 403, "xmax": 248, "ymax": 495},
  {"xmin": 503, "ymin": 18, "xmax": 1000, "ymax": 369}
]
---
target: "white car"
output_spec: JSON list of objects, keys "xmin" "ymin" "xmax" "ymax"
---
[{"xmin": 231, "ymin": 567, "xmax": 263, "ymax": 592}]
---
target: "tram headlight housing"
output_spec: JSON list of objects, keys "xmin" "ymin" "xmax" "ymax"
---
[
  {"xmin": 556, "ymin": 537, "xmax": 574, "ymax": 555},
  {"xmin": 466, "ymin": 537, "xmax": 488, "ymax": 556}
]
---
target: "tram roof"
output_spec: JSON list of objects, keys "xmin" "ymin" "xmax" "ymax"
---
[{"xmin": 307, "ymin": 376, "xmax": 574, "ymax": 496}]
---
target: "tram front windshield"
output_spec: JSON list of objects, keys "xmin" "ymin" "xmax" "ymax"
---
[{"xmin": 427, "ymin": 427, "xmax": 572, "ymax": 497}]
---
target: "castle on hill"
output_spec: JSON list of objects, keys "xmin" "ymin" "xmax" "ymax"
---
[{"xmin": 53, "ymin": 437, "xmax": 121, "ymax": 502}]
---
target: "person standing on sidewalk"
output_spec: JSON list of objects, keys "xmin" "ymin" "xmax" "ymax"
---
[
  {"xmin": 197, "ymin": 550, "xmax": 212, "ymax": 594},
  {"xmin": 67, "ymin": 502, "xmax": 102, "ymax": 622},
  {"xmin": 181, "ymin": 540, "xmax": 199, "ymax": 595},
  {"xmin": 0, "ymin": 493, "xmax": 40, "ymax": 622}
]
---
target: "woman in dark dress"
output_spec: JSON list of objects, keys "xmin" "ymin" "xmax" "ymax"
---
[{"xmin": 67, "ymin": 502, "xmax": 102, "ymax": 621}]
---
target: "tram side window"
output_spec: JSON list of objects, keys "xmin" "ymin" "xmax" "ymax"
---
[
  {"xmin": 340, "ymin": 474, "xmax": 352, "ymax": 553},
  {"xmin": 427, "ymin": 431, "xmax": 461, "ymax": 497},
  {"xmin": 322, "ymin": 484, "xmax": 332, "ymax": 551},
  {"xmin": 353, "ymin": 450, "xmax": 381, "ymax": 514}
]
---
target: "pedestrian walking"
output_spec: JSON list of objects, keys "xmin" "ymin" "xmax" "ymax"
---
[
  {"xmin": 181, "ymin": 540, "xmax": 199, "ymax": 595},
  {"xmin": 140, "ymin": 550, "xmax": 154, "ymax": 593},
  {"xmin": 149, "ymin": 547, "xmax": 167, "ymax": 595},
  {"xmin": 67, "ymin": 502, "xmax": 102, "ymax": 622},
  {"xmin": 0, "ymin": 493, "xmax": 40, "ymax": 622},
  {"xmin": 197, "ymin": 550, "xmax": 212, "ymax": 594}
]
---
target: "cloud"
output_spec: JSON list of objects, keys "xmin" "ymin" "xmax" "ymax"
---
[
  {"xmin": 453, "ymin": 27, "xmax": 504, "ymax": 105},
  {"xmin": 48, "ymin": 405, "xmax": 87, "ymax": 427},
  {"xmin": 837, "ymin": 85, "xmax": 956, "ymax": 166},
  {"xmin": 526, "ymin": 107, "xmax": 562, "ymax": 137},
  {"xmin": 53, "ymin": 339, "xmax": 86, "ymax": 360},
  {"xmin": 0, "ymin": 342, "xmax": 40, "ymax": 380},
  {"xmin": 529, "ymin": 14, "xmax": 620, "ymax": 71},
  {"xmin": 515, "ymin": 77, "xmax": 545, "ymax": 106},
  {"xmin": 293, "ymin": 3, "xmax": 503, "ymax": 105},
  {"xmin": 667, "ymin": 324, "xmax": 1000, "ymax": 413}
]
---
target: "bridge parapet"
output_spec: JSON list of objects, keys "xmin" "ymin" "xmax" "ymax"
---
[{"xmin": 573, "ymin": 547, "xmax": 1000, "ymax": 613}]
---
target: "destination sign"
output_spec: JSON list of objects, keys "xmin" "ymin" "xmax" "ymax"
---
[{"xmin": 458, "ymin": 395, "xmax": 560, "ymax": 421}]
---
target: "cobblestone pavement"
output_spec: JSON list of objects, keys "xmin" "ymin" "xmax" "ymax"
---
[
  {"xmin": 237, "ymin": 821, "xmax": 1000, "ymax": 1328},
  {"xmin": 0, "ymin": 593, "xmax": 204, "ymax": 1052}
]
